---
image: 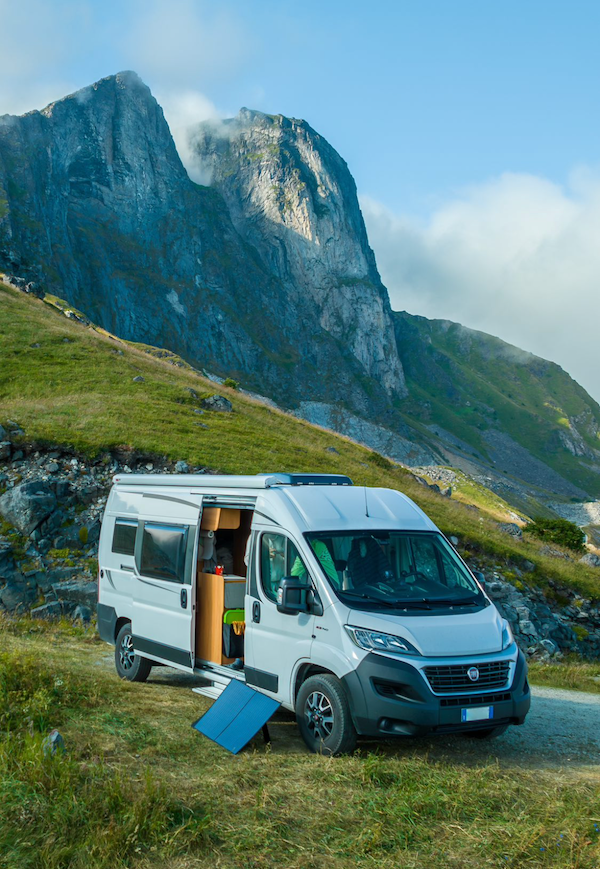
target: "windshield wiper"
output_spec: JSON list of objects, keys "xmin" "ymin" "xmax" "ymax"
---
[
  {"xmin": 420, "ymin": 597, "xmax": 480, "ymax": 607},
  {"xmin": 339, "ymin": 591, "xmax": 432, "ymax": 610}
]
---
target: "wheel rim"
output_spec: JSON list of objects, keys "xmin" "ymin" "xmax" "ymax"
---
[
  {"xmin": 305, "ymin": 691, "xmax": 334, "ymax": 741},
  {"xmin": 119, "ymin": 633, "xmax": 135, "ymax": 670}
]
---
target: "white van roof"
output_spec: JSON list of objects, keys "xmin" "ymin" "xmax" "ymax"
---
[
  {"xmin": 260, "ymin": 486, "xmax": 438, "ymax": 534},
  {"xmin": 111, "ymin": 473, "xmax": 353, "ymax": 489}
]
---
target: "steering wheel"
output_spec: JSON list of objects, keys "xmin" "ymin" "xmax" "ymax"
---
[{"xmin": 400, "ymin": 570, "xmax": 429, "ymax": 584}]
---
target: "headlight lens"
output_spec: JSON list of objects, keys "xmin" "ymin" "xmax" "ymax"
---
[
  {"xmin": 345, "ymin": 625, "xmax": 420, "ymax": 656},
  {"xmin": 501, "ymin": 620, "xmax": 514, "ymax": 650}
]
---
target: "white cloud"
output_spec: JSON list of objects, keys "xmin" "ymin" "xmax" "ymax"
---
[{"xmin": 362, "ymin": 169, "xmax": 600, "ymax": 404}]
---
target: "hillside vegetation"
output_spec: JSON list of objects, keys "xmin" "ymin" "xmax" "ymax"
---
[
  {"xmin": 0, "ymin": 282, "xmax": 599, "ymax": 601},
  {"xmin": 395, "ymin": 312, "xmax": 600, "ymax": 497}
]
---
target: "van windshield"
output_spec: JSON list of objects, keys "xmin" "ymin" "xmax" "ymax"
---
[{"xmin": 304, "ymin": 531, "xmax": 485, "ymax": 611}]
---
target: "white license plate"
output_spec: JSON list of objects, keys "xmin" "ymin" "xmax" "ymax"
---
[{"xmin": 461, "ymin": 706, "xmax": 493, "ymax": 722}]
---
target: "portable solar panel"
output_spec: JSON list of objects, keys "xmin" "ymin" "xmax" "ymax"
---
[{"xmin": 192, "ymin": 679, "xmax": 280, "ymax": 754}]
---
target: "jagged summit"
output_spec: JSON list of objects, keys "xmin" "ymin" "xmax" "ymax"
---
[{"xmin": 190, "ymin": 106, "xmax": 405, "ymax": 396}]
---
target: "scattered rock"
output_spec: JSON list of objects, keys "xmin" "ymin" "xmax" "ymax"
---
[
  {"xmin": 498, "ymin": 522, "xmax": 523, "ymax": 539},
  {"xmin": 579, "ymin": 553, "xmax": 600, "ymax": 568},
  {"xmin": 132, "ymin": 376, "xmax": 145, "ymax": 383},
  {"xmin": 72, "ymin": 604, "xmax": 92, "ymax": 624},
  {"xmin": 201, "ymin": 394, "xmax": 233, "ymax": 413},
  {"xmin": 0, "ymin": 442, "xmax": 11, "ymax": 460},
  {"xmin": 0, "ymin": 480, "xmax": 57, "ymax": 535},
  {"xmin": 186, "ymin": 388, "xmax": 199, "ymax": 399},
  {"xmin": 326, "ymin": 446, "xmax": 339, "ymax": 454},
  {"xmin": 449, "ymin": 535, "xmax": 459, "ymax": 546},
  {"xmin": 52, "ymin": 580, "xmax": 97, "ymax": 608},
  {"xmin": 42, "ymin": 729, "xmax": 66, "ymax": 757},
  {"xmin": 31, "ymin": 601, "xmax": 62, "ymax": 620},
  {"xmin": 193, "ymin": 408, "xmax": 205, "ymax": 415},
  {"xmin": 175, "ymin": 461, "xmax": 189, "ymax": 474}
]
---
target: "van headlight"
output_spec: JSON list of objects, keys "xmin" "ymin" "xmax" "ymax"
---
[
  {"xmin": 501, "ymin": 620, "xmax": 514, "ymax": 650},
  {"xmin": 345, "ymin": 626, "xmax": 420, "ymax": 656}
]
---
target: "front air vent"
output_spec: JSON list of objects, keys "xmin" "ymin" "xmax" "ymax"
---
[{"xmin": 424, "ymin": 661, "xmax": 510, "ymax": 693}]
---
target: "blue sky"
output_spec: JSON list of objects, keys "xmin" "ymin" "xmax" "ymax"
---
[{"xmin": 2, "ymin": 0, "xmax": 599, "ymax": 399}]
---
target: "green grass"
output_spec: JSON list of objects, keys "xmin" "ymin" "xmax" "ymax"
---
[
  {"xmin": 1, "ymin": 282, "xmax": 599, "ymax": 600},
  {"xmin": 528, "ymin": 659, "xmax": 600, "ymax": 694},
  {"xmin": 1, "ymin": 621, "xmax": 599, "ymax": 869}
]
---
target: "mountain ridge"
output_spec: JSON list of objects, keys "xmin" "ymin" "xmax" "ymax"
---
[{"xmin": 1, "ymin": 71, "xmax": 599, "ymax": 507}]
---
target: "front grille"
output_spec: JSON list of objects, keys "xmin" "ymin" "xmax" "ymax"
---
[
  {"xmin": 440, "ymin": 691, "xmax": 511, "ymax": 707},
  {"xmin": 424, "ymin": 661, "xmax": 510, "ymax": 693}
]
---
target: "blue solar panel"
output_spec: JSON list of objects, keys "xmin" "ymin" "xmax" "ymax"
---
[{"xmin": 192, "ymin": 680, "xmax": 280, "ymax": 754}]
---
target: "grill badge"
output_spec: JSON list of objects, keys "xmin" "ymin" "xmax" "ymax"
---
[{"xmin": 467, "ymin": 667, "xmax": 480, "ymax": 682}]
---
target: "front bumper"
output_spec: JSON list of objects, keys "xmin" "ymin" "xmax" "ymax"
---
[{"xmin": 342, "ymin": 649, "xmax": 530, "ymax": 737}]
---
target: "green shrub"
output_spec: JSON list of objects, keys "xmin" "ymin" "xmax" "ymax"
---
[
  {"xmin": 222, "ymin": 377, "xmax": 239, "ymax": 390},
  {"xmin": 526, "ymin": 517, "xmax": 586, "ymax": 552},
  {"xmin": 79, "ymin": 526, "xmax": 88, "ymax": 545}
]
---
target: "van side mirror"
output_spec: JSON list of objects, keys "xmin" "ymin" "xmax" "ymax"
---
[
  {"xmin": 472, "ymin": 570, "xmax": 486, "ymax": 587},
  {"xmin": 277, "ymin": 576, "xmax": 309, "ymax": 615}
]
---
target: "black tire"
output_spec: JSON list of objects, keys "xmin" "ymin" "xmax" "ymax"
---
[
  {"xmin": 115, "ymin": 623, "xmax": 152, "ymax": 682},
  {"xmin": 465, "ymin": 724, "xmax": 509, "ymax": 740},
  {"xmin": 296, "ymin": 674, "xmax": 357, "ymax": 756}
]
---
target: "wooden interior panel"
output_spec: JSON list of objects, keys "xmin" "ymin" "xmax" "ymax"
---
[
  {"xmin": 195, "ymin": 572, "xmax": 234, "ymax": 665},
  {"xmin": 200, "ymin": 508, "xmax": 221, "ymax": 531},
  {"xmin": 217, "ymin": 508, "xmax": 241, "ymax": 529}
]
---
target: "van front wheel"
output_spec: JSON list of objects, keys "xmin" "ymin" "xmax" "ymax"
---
[
  {"xmin": 115, "ymin": 623, "xmax": 152, "ymax": 682},
  {"xmin": 296, "ymin": 674, "xmax": 357, "ymax": 756}
]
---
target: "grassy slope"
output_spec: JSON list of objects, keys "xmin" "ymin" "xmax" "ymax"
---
[
  {"xmin": 395, "ymin": 313, "xmax": 600, "ymax": 497},
  {"xmin": 0, "ymin": 282, "xmax": 599, "ymax": 600},
  {"xmin": 1, "ymin": 620, "xmax": 599, "ymax": 869}
]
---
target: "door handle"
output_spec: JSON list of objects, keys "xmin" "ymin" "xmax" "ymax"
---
[
  {"xmin": 181, "ymin": 588, "xmax": 188, "ymax": 609},
  {"xmin": 252, "ymin": 600, "xmax": 261, "ymax": 623},
  {"xmin": 120, "ymin": 565, "xmax": 134, "ymax": 572}
]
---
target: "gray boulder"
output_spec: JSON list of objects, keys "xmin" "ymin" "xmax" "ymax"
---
[
  {"xmin": 0, "ymin": 583, "xmax": 33, "ymax": 612},
  {"xmin": 72, "ymin": 604, "xmax": 92, "ymax": 624},
  {"xmin": 175, "ymin": 461, "xmax": 189, "ymax": 474},
  {"xmin": 31, "ymin": 601, "xmax": 62, "ymax": 620},
  {"xmin": 579, "ymin": 553, "xmax": 600, "ymax": 568},
  {"xmin": 0, "ymin": 424, "xmax": 6, "ymax": 441},
  {"xmin": 52, "ymin": 579, "xmax": 97, "ymax": 607},
  {"xmin": 0, "ymin": 480, "xmax": 57, "ymax": 536},
  {"xmin": 42, "ymin": 729, "xmax": 66, "ymax": 757},
  {"xmin": 201, "ymin": 394, "xmax": 233, "ymax": 413},
  {"xmin": 498, "ymin": 523, "xmax": 523, "ymax": 539}
]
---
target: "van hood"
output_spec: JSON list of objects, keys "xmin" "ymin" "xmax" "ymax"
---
[{"xmin": 348, "ymin": 603, "xmax": 505, "ymax": 657}]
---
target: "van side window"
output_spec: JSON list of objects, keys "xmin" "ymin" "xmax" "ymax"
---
[
  {"xmin": 260, "ymin": 533, "xmax": 308, "ymax": 602},
  {"xmin": 112, "ymin": 518, "xmax": 138, "ymax": 556},
  {"xmin": 140, "ymin": 523, "xmax": 188, "ymax": 583}
]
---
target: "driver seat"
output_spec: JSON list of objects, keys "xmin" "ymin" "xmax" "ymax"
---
[{"xmin": 347, "ymin": 537, "xmax": 392, "ymax": 588}]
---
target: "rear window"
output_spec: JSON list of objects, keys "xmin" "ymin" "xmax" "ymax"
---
[
  {"xmin": 140, "ymin": 523, "xmax": 188, "ymax": 583},
  {"xmin": 112, "ymin": 518, "xmax": 138, "ymax": 556}
]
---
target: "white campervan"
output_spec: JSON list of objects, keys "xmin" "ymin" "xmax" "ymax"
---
[{"xmin": 97, "ymin": 473, "xmax": 530, "ymax": 754}]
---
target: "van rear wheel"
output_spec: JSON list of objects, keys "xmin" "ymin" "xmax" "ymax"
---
[
  {"xmin": 296, "ymin": 674, "xmax": 356, "ymax": 756},
  {"xmin": 115, "ymin": 623, "xmax": 152, "ymax": 682}
]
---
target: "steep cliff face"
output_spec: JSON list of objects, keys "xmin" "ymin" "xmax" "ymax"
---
[
  {"xmin": 188, "ymin": 109, "xmax": 405, "ymax": 396},
  {"xmin": 0, "ymin": 74, "xmax": 401, "ymax": 413}
]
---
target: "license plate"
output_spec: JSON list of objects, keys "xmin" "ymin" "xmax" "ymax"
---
[{"xmin": 461, "ymin": 706, "xmax": 493, "ymax": 722}]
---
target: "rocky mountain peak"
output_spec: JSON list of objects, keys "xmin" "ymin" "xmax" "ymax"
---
[{"xmin": 189, "ymin": 108, "xmax": 406, "ymax": 396}]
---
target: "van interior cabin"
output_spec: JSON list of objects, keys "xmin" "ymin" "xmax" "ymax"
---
[{"xmin": 195, "ymin": 506, "xmax": 253, "ymax": 667}]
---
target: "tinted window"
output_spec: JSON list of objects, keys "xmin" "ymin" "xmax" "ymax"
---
[
  {"xmin": 112, "ymin": 518, "xmax": 138, "ymax": 556},
  {"xmin": 260, "ymin": 533, "xmax": 308, "ymax": 602},
  {"xmin": 140, "ymin": 523, "xmax": 188, "ymax": 583}
]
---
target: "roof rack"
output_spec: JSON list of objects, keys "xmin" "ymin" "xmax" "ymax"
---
[{"xmin": 261, "ymin": 474, "xmax": 353, "ymax": 487}]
